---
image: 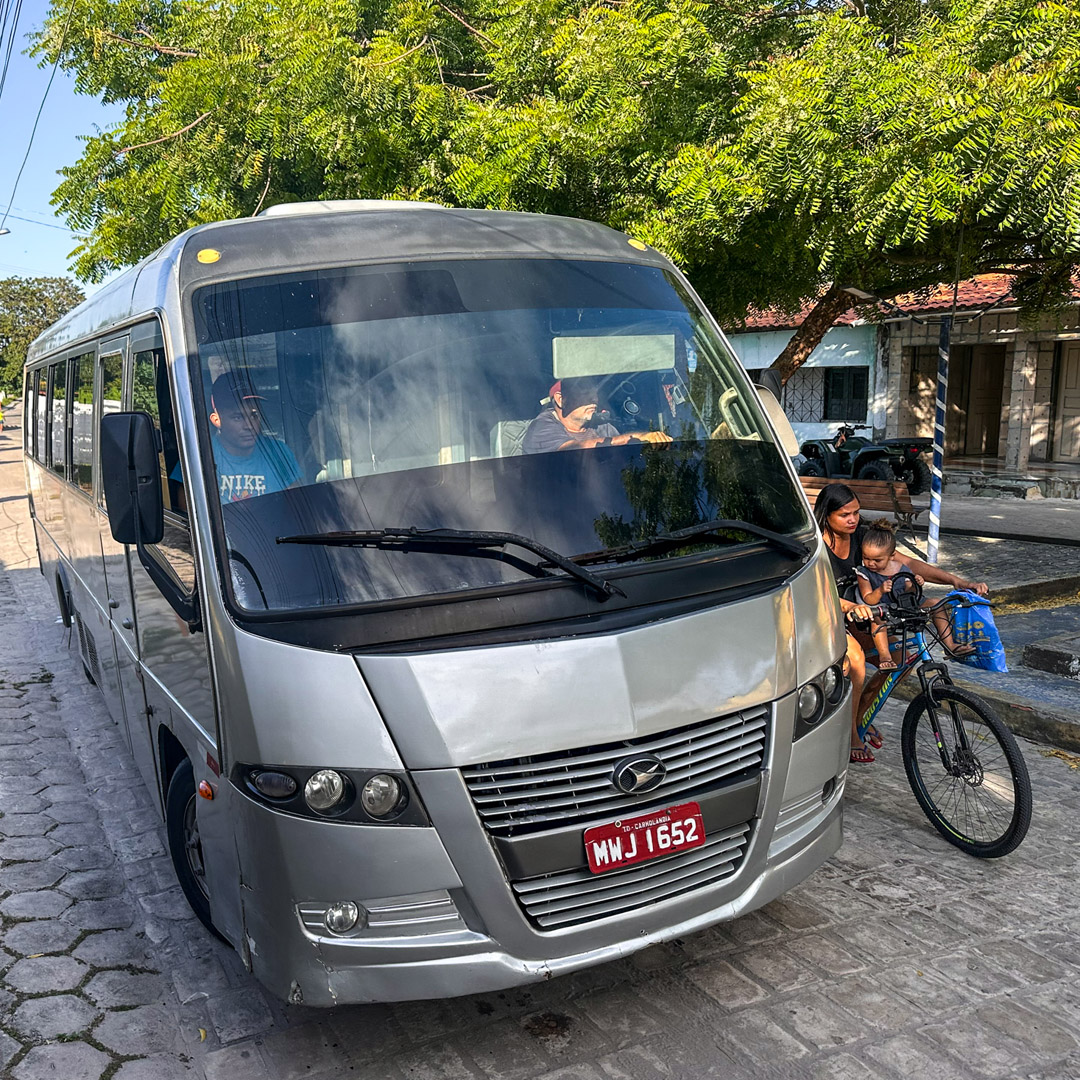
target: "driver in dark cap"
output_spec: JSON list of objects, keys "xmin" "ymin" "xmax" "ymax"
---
[{"xmin": 522, "ymin": 376, "xmax": 673, "ymax": 454}]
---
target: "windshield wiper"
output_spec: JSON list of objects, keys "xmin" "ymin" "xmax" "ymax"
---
[
  {"xmin": 276, "ymin": 527, "xmax": 626, "ymax": 601},
  {"xmin": 572, "ymin": 518, "xmax": 811, "ymax": 566}
]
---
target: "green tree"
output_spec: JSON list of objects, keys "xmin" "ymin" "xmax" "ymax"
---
[
  {"xmin": 31, "ymin": 0, "xmax": 824, "ymax": 284},
  {"xmin": 655, "ymin": 0, "xmax": 1080, "ymax": 380},
  {"xmin": 0, "ymin": 277, "xmax": 85, "ymax": 395},
  {"xmin": 37, "ymin": 0, "xmax": 1080, "ymax": 377}
]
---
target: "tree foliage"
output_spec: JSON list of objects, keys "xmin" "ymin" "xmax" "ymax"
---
[
  {"xmin": 0, "ymin": 277, "xmax": 85, "ymax": 394},
  {"xmin": 37, "ymin": 0, "xmax": 1080, "ymax": 375}
]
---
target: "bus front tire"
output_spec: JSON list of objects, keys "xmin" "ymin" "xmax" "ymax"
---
[{"xmin": 166, "ymin": 758, "xmax": 227, "ymax": 943}]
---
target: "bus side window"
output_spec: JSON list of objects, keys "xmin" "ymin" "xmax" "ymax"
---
[
  {"xmin": 25, "ymin": 374, "xmax": 35, "ymax": 457},
  {"xmin": 70, "ymin": 352, "xmax": 95, "ymax": 494},
  {"xmin": 35, "ymin": 369, "xmax": 47, "ymax": 461},
  {"xmin": 48, "ymin": 361, "xmax": 67, "ymax": 478},
  {"xmin": 98, "ymin": 354, "xmax": 124, "ymax": 509},
  {"xmin": 133, "ymin": 348, "xmax": 195, "ymax": 590}
]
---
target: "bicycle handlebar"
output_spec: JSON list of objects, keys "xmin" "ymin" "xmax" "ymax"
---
[{"xmin": 847, "ymin": 593, "xmax": 987, "ymax": 630}]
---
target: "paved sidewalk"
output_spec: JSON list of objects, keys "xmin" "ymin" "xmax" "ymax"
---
[
  {"xmin": 923, "ymin": 493, "xmax": 1080, "ymax": 545},
  {"xmin": 2, "ymin": 408, "xmax": 1080, "ymax": 1079}
]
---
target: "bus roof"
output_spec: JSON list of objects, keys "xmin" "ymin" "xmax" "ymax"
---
[{"xmin": 26, "ymin": 204, "xmax": 671, "ymax": 365}]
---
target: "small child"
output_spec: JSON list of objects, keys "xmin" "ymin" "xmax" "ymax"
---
[{"xmin": 856, "ymin": 518, "xmax": 973, "ymax": 670}]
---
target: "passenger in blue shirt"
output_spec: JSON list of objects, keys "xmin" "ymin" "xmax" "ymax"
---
[{"xmin": 208, "ymin": 372, "xmax": 301, "ymax": 502}]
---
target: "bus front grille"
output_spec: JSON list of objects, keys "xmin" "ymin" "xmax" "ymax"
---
[
  {"xmin": 511, "ymin": 822, "xmax": 752, "ymax": 929},
  {"xmin": 460, "ymin": 705, "xmax": 769, "ymax": 837}
]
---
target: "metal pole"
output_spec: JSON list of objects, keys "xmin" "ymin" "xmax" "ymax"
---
[{"xmin": 926, "ymin": 316, "xmax": 951, "ymax": 564}]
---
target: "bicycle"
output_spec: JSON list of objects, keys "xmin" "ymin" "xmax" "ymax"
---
[{"xmin": 852, "ymin": 571, "xmax": 1032, "ymax": 858}]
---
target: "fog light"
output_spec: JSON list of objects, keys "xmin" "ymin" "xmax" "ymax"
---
[
  {"xmin": 797, "ymin": 683, "xmax": 823, "ymax": 723},
  {"xmin": 324, "ymin": 901, "xmax": 362, "ymax": 935},
  {"xmin": 361, "ymin": 774, "xmax": 405, "ymax": 818},
  {"xmin": 252, "ymin": 770, "xmax": 297, "ymax": 799},
  {"xmin": 305, "ymin": 769, "xmax": 346, "ymax": 813}
]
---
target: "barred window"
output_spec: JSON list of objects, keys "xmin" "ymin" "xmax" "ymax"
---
[
  {"xmin": 823, "ymin": 367, "xmax": 869, "ymax": 421},
  {"xmin": 781, "ymin": 368, "xmax": 825, "ymax": 422}
]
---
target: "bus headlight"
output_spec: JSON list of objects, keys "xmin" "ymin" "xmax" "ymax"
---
[
  {"xmin": 793, "ymin": 662, "xmax": 849, "ymax": 742},
  {"xmin": 235, "ymin": 764, "xmax": 427, "ymax": 825},
  {"xmin": 797, "ymin": 683, "xmax": 823, "ymax": 724},
  {"xmin": 822, "ymin": 664, "xmax": 845, "ymax": 706},
  {"xmin": 305, "ymin": 769, "xmax": 348, "ymax": 813},
  {"xmin": 361, "ymin": 774, "xmax": 407, "ymax": 818}
]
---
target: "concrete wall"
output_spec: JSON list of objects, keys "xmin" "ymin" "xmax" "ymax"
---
[{"xmin": 881, "ymin": 307, "xmax": 1080, "ymax": 470}]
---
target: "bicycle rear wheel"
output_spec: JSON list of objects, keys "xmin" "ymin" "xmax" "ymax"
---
[{"xmin": 901, "ymin": 685, "xmax": 1031, "ymax": 857}]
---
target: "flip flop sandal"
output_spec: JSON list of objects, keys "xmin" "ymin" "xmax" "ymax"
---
[
  {"xmin": 849, "ymin": 746, "xmax": 875, "ymax": 764},
  {"xmin": 865, "ymin": 726, "xmax": 884, "ymax": 750},
  {"xmin": 877, "ymin": 660, "xmax": 899, "ymax": 671},
  {"xmin": 945, "ymin": 644, "xmax": 977, "ymax": 659}
]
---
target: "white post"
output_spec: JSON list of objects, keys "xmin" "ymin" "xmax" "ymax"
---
[{"xmin": 926, "ymin": 317, "xmax": 951, "ymax": 564}]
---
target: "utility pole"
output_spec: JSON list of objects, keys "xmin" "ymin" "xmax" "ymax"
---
[{"xmin": 926, "ymin": 315, "xmax": 951, "ymax": 565}]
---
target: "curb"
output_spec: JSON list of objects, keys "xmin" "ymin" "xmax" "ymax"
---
[
  {"xmin": 892, "ymin": 673, "xmax": 1080, "ymax": 754},
  {"xmin": 992, "ymin": 574, "xmax": 1080, "ymax": 607}
]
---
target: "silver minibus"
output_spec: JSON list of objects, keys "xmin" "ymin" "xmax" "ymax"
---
[{"xmin": 24, "ymin": 201, "xmax": 850, "ymax": 1005}]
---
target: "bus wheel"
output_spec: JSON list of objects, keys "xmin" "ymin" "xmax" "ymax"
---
[
  {"xmin": 55, "ymin": 575, "xmax": 72, "ymax": 628},
  {"xmin": 166, "ymin": 758, "xmax": 227, "ymax": 942}
]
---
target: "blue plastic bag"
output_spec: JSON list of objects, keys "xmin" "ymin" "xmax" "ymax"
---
[{"xmin": 943, "ymin": 590, "xmax": 1008, "ymax": 672}]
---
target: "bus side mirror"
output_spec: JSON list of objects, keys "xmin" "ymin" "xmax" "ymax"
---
[
  {"xmin": 753, "ymin": 384, "xmax": 800, "ymax": 458},
  {"xmin": 101, "ymin": 412, "xmax": 165, "ymax": 546}
]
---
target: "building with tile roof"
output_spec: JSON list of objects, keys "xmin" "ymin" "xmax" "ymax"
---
[{"xmin": 728, "ymin": 276, "xmax": 1080, "ymax": 475}]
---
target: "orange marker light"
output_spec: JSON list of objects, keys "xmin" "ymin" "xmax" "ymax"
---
[{"xmin": 198, "ymin": 780, "xmax": 214, "ymax": 800}]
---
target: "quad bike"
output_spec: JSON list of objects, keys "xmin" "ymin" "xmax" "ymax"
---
[{"xmin": 798, "ymin": 424, "xmax": 933, "ymax": 494}]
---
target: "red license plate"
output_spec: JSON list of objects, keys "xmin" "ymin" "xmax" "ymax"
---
[{"xmin": 584, "ymin": 801, "xmax": 705, "ymax": 874}]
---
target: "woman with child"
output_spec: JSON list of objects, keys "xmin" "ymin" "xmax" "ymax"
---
[{"xmin": 814, "ymin": 483, "xmax": 989, "ymax": 765}]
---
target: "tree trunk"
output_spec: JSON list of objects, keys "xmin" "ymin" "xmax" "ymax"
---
[{"xmin": 768, "ymin": 284, "xmax": 854, "ymax": 385}]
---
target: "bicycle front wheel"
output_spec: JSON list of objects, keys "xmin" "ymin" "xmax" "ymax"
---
[{"xmin": 901, "ymin": 685, "xmax": 1032, "ymax": 858}]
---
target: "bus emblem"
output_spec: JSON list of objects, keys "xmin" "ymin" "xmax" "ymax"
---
[{"xmin": 612, "ymin": 755, "xmax": 667, "ymax": 794}]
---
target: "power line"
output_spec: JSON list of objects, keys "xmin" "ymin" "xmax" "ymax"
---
[
  {"xmin": 0, "ymin": 0, "xmax": 77, "ymax": 234},
  {"xmin": 2, "ymin": 211, "xmax": 86, "ymax": 235},
  {"xmin": 0, "ymin": 0, "xmax": 26, "ymax": 104},
  {"xmin": 12, "ymin": 203, "xmax": 67, "ymax": 221}
]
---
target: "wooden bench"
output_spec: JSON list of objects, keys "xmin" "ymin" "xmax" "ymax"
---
[{"xmin": 798, "ymin": 476, "xmax": 925, "ymax": 535}]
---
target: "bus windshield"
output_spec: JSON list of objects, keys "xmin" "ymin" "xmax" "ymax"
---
[{"xmin": 190, "ymin": 258, "xmax": 810, "ymax": 613}]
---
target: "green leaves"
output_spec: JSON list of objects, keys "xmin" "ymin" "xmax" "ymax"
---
[
  {"xmin": 721, "ymin": 0, "xmax": 1080, "ymax": 301},
  {"xmin": 36, "ymin": 0, "xmax": 1080, "ymax": 329}
]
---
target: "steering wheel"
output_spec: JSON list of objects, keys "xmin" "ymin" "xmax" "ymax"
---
[{"xmin": 889, "ymin": 569, "xmax": 923, "ymax": 612}]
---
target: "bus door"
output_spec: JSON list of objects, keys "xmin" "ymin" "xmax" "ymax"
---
[
  {"xmin": 127, "ymin": 330, "xmax": 217, "ymax": 807},
  {"xmin": 96, "ymin": 339, "xmax": 144, "ymax": 758}
]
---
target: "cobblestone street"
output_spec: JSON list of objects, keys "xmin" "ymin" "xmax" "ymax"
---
[{"xmin": 2, "ymin": 412, "xmax": 1079, "ymax": 1080}]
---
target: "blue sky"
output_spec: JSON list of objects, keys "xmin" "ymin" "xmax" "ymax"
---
[{"xmin": 0, "ymin": 2, "xmax": 124, "ymax": 289}]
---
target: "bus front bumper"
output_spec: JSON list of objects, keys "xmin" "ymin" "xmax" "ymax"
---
[{"xmin": 235, "ymin": 787, "xmax": 843, "ymax": 1006}]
